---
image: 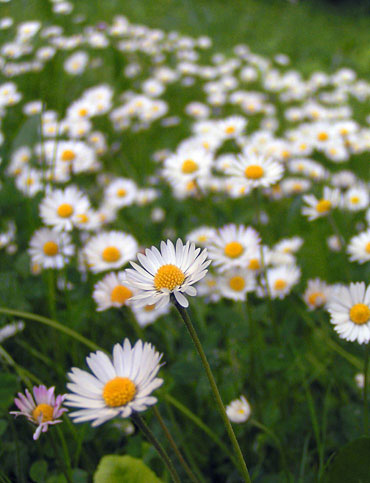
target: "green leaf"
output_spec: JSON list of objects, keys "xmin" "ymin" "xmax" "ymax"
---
[
  {"xmin": 323, "ymin": 437, "xmax": 370, "ymax": 483},
  {"xmin": 0, "ymin": 372, "xmax": 19, "ymax": 409},
  {"xmin": 93, "ymin": 455, "xmax": 162, "ymax": 483},
  {"xmin": 30, "ymin": 460, "xmax": 48, "ymax": 483}
]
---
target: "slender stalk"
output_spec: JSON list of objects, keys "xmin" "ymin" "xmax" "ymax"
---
[
  {"xmin": 126, "ymin": 307, "xmax": 145, "ymax": 339},
  {"xmin": 153, "ymin": 406, "xmax": 199, "ymax": 483},
  {"xmin": 164, "ymin": 393, "xmax": 239, "ymax": 469},
  {"xmin": 0, "ymin": 308, "xmax": 100, "ymax": 351},
  {"xmin": 364, "ymin": 343, "xmax": 369, "ymax": 435},
  {"xmin": 47, "ymin": 270, "xmax": 57, "ymax": 320},
  {"xmin": 327, "ymin": 214, "xmax": 344, "ymax": 251},
  {"xmin": 172, "ymin": 299, "xmax": 251, "ymax": 483},
  {"xmin": 132, "ymin": 414, "xmax": 181, "ymax": 483},
  {"xmin": 0, "ymin": 345, "xmax": 40, "ymax": 389},
  {"xmin": 49, "ymin": 432, "xmax": 72, "ymax": 483},
  {"xmin": 56, "ymin": 426, "xmax": 72, "ymax": 479}
]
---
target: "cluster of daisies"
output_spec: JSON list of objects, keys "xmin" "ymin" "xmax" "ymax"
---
[{"xmin": 0, "ymin": 0, "xmax": 369, "ymax": 465}]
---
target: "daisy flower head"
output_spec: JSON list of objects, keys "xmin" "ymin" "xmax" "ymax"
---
[
  {"xmin": 125, "ymin": 239, "xmax": 211, "ymax": 308},
  {"xmin": 84, "ymin": 231, "xmax": 138, "ymax": 274},
  {"xmin": 328, "ymin": 282, "xmax": 370, "ymax": 344},
  {"xmin": 347, "ymin": 229, "xmax": 370, "ymax": 264},
  {"xmin": 10, "ymin": 385, "xmax": 67, "ymax": 440},
  {"xmin": 218, "ymin": 269, "xmax": 256, "ymax": 301},
  {"xmin": 65, "ymin": 339, "xmax": 163, "ymax": 426},
  {"xmin": 302, "ymin": 186, "xmax": 341, "ymax": 221},
  {"xmin": 226, "ymin": 396, "xmax": 251, "ymax": 423},
  {"xmin": 39, "ymin": 186, "xmax": 90, "ymax": 231},
  {"xmin": 131, "ymin": 303, "xmax": 170, "ymax": 328},
  {"xmin": 28, "ymin": 228, "xmax": 74, "ymax": 270},
  {"xmin": 186, "ymin": 226, "xmax": 217, "ymax": 247},
  {"xmin": 93, "ymin": 271, "xmax": 135, "ymax": 311},
  {"xmin": 303, "ymin": 278, "xmax": 332, "ymax": 310},
  {"xmin": 225, "ymin": 152, "xmax": 284, "ymax": 190},
  {"xmin": 262, "ymin": 265, "xmax": 301, "ymax": 299},
  {"xmin": 208, "ymin": 224, "xmax": 260, "ymax": 273},
  {"xmin": 343, "ymin": 185, "xmax": 369, "ymax": 212}
]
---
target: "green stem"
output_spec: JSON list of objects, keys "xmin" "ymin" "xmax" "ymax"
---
[
  {"xmin": 0, "ymin": 345, "xmax": 40, "ymax": 389},
  {"xmin": 172, "ymin": 300, "xmax": 251, "ymax": 483},
  {"xmin": 164, "ymin": 393, "xmax": 239, "ymax": 469},
  {"xmin": 364, "ymin": 343, "xmax": 369, "ymax": 435},
  {"xmin": 47, "ymin": 269, "xmax": 57, "ymax": 320},
  {"xmin": 0, "ymin": 308, "xmax": 100, "ymax": 351},
  {"xmin": 126, "ymin": 307, "xmax": 145, "ymax": 339},
  {"xmin": 56, "ymin": 426, "xmax": 72, "ymax": 479},
  {"xmin": 153, "ymin": 406, "xmax": 199, "ymax": 483},
  {"xmin": 49, "ymin": 432, "xmax": 72, "ymax": 483},
  {"xmin": 132, "ymin": 414, "xmax": 181, "ymax": 483}
]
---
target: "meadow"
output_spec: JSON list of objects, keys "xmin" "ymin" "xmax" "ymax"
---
[{"xmin": 0, "ymin": 0, "xmax": 369, "ymax": 482}]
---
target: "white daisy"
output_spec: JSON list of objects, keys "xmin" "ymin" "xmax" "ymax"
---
[
  {"xmin": 302, "ymin": 186, "xmax": 341, "ymax": 221},
  {"xmin": 125, "ymin": 239, "xmax": 210, "ymax": 308},
  {"xmin": 262, "ymin": 265, "xmax": 301, "ymax": 299},
  {"xmin": 93, "ymin": 272, "xmax": 135, "ymax": 311},
  {"xmin": 186, "ymin": 226, "xmax": 217, "ymax": 247},
  {"xmin": 343, "ymin": 185, "xmax": 369, "ymax": 212},
  {"xmin": 327, "ymin": 282, "xmax": 370, "ymax": 344},
  {"xmin": 208, "ymin": 224, "xmax": 260, "ymax": 273},
  {"xmin": 225, "ymin": 153, "xmax": 284, "ymax": 190},
  {"xmin": 226, "ymin": 396, "xmax": 251, "ymax": 423},
  {"xmin": 39, "ymin": 186, "xmax": 90, "ymax": 231},
  {"xmin": 65, "ymin": 339, "xmax": 163, "ymax": 426},
  {"xmin": 303, "ymin": 278, "xmax": 333, "ymax": 310},
  {"xmin": 103, "ymin": 178, "xmax": 138, "ymax": 208},
  {"xmin": 131, "ymin": 303, "xmax": 170, "ymax": 327},
  {"xmin": 28, "ymin": 228, "xmax": 74, "ymax": 270},
  {"xmin": 218, "ymin": 269, "xmax": 256, "ymax": 301},
  {"xmin": 83, "ymin": 231, "xmax": 138, "ymax": 274},
  {"xmin": 347, "ymin": 229, "xmax": 370, "ymax": 264}
]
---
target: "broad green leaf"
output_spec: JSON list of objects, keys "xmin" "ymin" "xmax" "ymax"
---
[
  {"xmin": 30, "ymin": 460, "xmax": 48, "ymax": 483},
  {"xmin": 93, "ymin": 455, "xmax": 162, "ymax": 483},
  {"xmin": 323, "ymin": 437, "xmax": 370, "ymax": 483}
]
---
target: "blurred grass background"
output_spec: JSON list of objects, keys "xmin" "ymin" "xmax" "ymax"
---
[{"xmin": 2, "ymin": 0, "xmax": 370, "ymax": 77}]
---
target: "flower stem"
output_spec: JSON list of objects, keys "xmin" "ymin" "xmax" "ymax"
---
[
  {"xmin": 0, "ymin": 308, "xmax": 100, "ymax": 351},
  {"xmin": 132, "ymin": 414, "xmax": 181, "ymax": 483},
  {"xmin": 364, "ymin": 343, "xmax": 369, "ymax": 435},
  {"xmin": 153, "ymin": 406, "xmax": 199, "ymax": 483},
  {"xmin": 172, "ymin": 299, "xmax": 251, "ymax": 483}
]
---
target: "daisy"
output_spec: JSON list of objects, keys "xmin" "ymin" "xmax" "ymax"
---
[
  {"xmin": 347, "ymin": 229, "xmax": 370, "ymax": 264},
  {"xmin": 327, "ymin": 282, "xmax": 370, "ymax": 344},
  {"xmin": 226, "ymin": 396, "xmax": 251, "ymax": 423},
  {"xmin": 28, "ymin": 228, "xmax": 74, "ymax": 270},
  {"xmin": 218, "ymin": 269, "xmax": 256, "ymax": 301},
  {"xmin": 303, "ymin": 278, "xmax": 333, "ymax": 310},
  {"xmin": 10, "ymin": 385, "xmax": 67, "ymax": 440},
  {"xmin": 262, "ymin": 265, "xmax": 301, "ymax": 299},
  {"xmin": 39, "ymin": 186, "xmax": 90, "ymax": 231},
  {"xmin": 83, "ymin": 231, "xmax": 138, "ymax": 274},
  {"xmin": 93, "ymin": 272, "xmax": 135, "ymax": 311},
  {"xmin": 103, "ymin": 177, "xmax": 138, "ymax": 208},
  {"xmin": 186, "ymin": 226, "xmax": 217, "ymax": 247},
  {"xmin": 125, "ymin": 239, "xmax": 210, "ymax": 308},
  {"xmin": 208, "ymin": 224, "xmax": 260, "ymax": 273},
  {"xmin": 302, "ymin": 186, "xmax": 341, "ymax": 221},
  {"xmin": 225, "ymin": 153, "xmax": 284, "ymax": 190},
  {"xmin": 343, "ymin": 185, "xmax": 369, "ymax": 212},
  {"xmin": 65, "ymin": 339, "xmax": 163, "ymax": 426},
  {"xmin": 218, "ymin": 116, "xmax": 247, "ymax": 139}
]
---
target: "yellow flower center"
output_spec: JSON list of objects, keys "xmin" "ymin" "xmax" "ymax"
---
[
  {"xmin": 317, "ymin": 132, "xmax": 328, "ymax": 141},
  {"xmin": 32, "ymin": 403, "xmax": 54, "ymax": 422},
  {"xmin": 43, "ymin": 241, "xmax": 59, "ymax": 256},
  {"xmin": 308, "ymin": 291, "xmax": 325, "ymax": 307},
  {"xmin": 225, "ymin": 125, "xmax": 236, "ymax": 134},
  {"xmin": 57, "ymin": 203, "xmax": 74, "ymax": 218},
  {"xmin": 154, "ymin": 264, "xmax": 185, "ymax": 291},
  {"xmin": 78, "ymin": 108, "xmax": 88, "ymax": 116},
  {"xmin": 350, "ymin": 196, "xmax": 360, "ymax": 205},
  {"xmin": 103, "ymin": 377, "xmax": 136, "ymax": 407},
  {"xmin": 181, "ymin": 159, "xmax": 198, "ymax": 174},
  {"xmin": 292, "ymin": 183, "xmax": 303, "ymax": 192},
  {"xmin": 116, "ymin": 188, "xmax": 127, "ymax": 197},
  {"xmin": 229, "ymin": 276, "xmax": 246, "ymax": 291},
  {"xmin": 365, "ymin": 242, "xmax": 370, "ymax": 254},
  {"xmin": 349, "ymin": 303, "xmax": 370, "ymax": 325},
  {"xmin": 102, "ymin": 246, "xmax": 121, "ymax": 263},
  {"xmin": 186, "ymin": 180, "xmax": 196, "ymax": 191},
  {"xmin": 77, "ymin": 214, "xmax": 89, "ymax": 224},
  {"xmin": 248, "ymin": 258, "xmax": 260, "ymax": 270},
  {"xmin": 26, "ymin": 177, "xmax": 34, "ymax": 186},
  {"xmin": 197, "ymin": 235, "xmax": 207, "ymax": 243},
  {"xmin": 144, "ymin": 304, "xmax": 156, "ymax": 312},
  {"xmin": 111, "ymin": 285, "xmax": 133, "ymax": 304},
  {"xmin": 61, "ymin": 149, "xmax": 76, "ymax": 162},
  {"xmin": 274, "ymin": 279, "xmax": 287, "ymax": 291},
  {"xmin": 224, "ymin": 242, "xmax": 244, "ymax": 259},
  {"xmin": 245, "ymin": 165, "xmax": 264, "ymax": 180},
  {"xmin": 316, "ymin": 199, "xmax": 332, "ymax": 213}
]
